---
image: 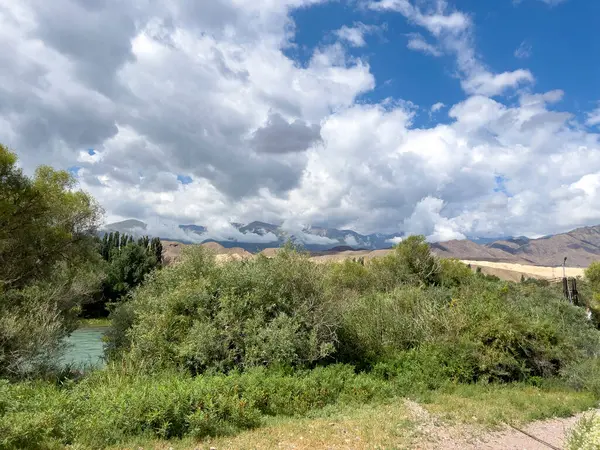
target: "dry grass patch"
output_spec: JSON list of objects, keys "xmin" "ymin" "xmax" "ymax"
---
[
  {"xmin": 113, "ymin": 401, "xmax": 416, "ymax": 450},
  {"xmin": 422, "ymin": 384, "xmax": 598, "ymax": 427}
]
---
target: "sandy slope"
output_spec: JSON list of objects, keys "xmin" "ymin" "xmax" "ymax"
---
[{"xmin": 462, "ymin": 260, "xmax": 585, "ymax": 280}]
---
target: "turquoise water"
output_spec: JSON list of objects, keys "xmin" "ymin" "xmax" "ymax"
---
[{"xmin": 61, "ymin": 327, "xmax": 107, "ymax": 369}]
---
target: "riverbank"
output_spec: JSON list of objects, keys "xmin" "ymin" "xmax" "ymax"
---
[{"xmin": 79, "ymin": 318, "xmax": 111, "ymax": 328}]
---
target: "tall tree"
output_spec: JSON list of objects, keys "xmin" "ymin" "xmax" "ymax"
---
[{"xmin": 0, "ymin": 144, "xmax": 104, "ymax": 377}]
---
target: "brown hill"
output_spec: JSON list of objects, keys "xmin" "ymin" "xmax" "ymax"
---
[
  {"xmin": 486, "ymin": 226, "xmax": 600, "ymax": 267},
  {"xmin": 430, "ymin": 240, "xmax": 533, "ymax": 264},
  {"xmin": 163, "ymin": 225, "xmax": 600, "ymax": 269},
  {"xmin": 426, "ymin": 226, "xmax": 600, "ymax": 268}
]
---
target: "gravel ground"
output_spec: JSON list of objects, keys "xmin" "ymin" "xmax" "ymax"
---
[{"xmin": 405, "ymin": 400, "xmax": 595, "ymax": 449}]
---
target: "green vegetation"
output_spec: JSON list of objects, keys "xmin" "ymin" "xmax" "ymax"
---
[
  {"xmin": 82, "ymin": 232, "xmax": 163, "ymax": 318},
  {"xmin": 3, "ymin": 145, "xmax": 600, "ymax": 448},
  {"xmin": 568, "ymin": 413, "xmax": 600, "ymax": 450},
  {"xmin": 0, "ymin": 144, "xmax": 104, "ymax": 378}
]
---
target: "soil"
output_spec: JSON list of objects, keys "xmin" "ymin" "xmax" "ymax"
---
[{"xmin": 405, "ymin": 400, "xmax": 593, "ymax": 449}]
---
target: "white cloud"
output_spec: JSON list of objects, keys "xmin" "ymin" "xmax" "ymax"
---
[
  {"xmin": 406, "ymin": 33, "xmax": 442, "ymax": 56},
  {"xmin": 587, "ymin": 105, "xmax": 600, "ymax": 127},
  {"xmin": 514, "ymin": 40, "xmax": 532, "ymax": 59},
  {"xmin": 430, "ymin": 102, "xmax": 446, "ymax": 113},
  {"xmin": 462, "ymin": 70, "xmax": 534, "ymax": 97},
  {"xmin": 1, "ymin": 0, "xmax": 600, "ymax": 244},
  {"xmin": 386, "ymin": 236, "xmax": 403, "ymax": 244},
  {"xmin": 334, "ymin": 22, "xmax": 380, "ymax": 47},
  {"xmin": 371, "ymin": 0, "xmax": 534, "ymax": 97}
]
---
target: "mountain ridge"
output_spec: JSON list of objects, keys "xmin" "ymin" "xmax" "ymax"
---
[
  {"xmin": 103, "ymin": 219, "xmax": 403, "ymax": 252},
  {"xmin": 102, "ymin": 220, "xmax": 600, "ymax": 267}
]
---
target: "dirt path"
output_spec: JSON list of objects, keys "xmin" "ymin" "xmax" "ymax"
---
[{"xmin": 405, "ymin": 400, "xmax": 592, "ymax": 449}]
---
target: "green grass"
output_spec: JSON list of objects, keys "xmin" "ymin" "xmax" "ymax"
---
[
  {"xmin": 422, "ymin": 383, "xmax": 598, "ymax": 427},
  {"xmin": 79, "ymin": 317, "xmax": 111, "ymax": 327},
  {"xmin": 110, "ymin": 383, "xmax": 596, "ymax": 450}
]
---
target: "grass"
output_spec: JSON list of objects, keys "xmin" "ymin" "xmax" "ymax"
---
[
  {"xmin": 79, "ymin": 317, "xmax": 111, "ymax": 327},
  {"xmin": 114, "ymin": 401, "xmax": 416, "ymax": 450},
  {"xmin": 109, "ymin": 383, "xmax": 597, "ymax": 450},
  {"xmin": 422, "ymin": 383, "xmax": 598, "ymax": 427}
]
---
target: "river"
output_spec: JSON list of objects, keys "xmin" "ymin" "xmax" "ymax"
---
[{"xmin": 60, "ymin": 326, "xmax": 107, "ymax": 369}]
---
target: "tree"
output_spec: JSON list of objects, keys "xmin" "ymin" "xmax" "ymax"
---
[
  {"xmin": 105, "ymin": 243, "xmax": 157, "ymax": 300},
  {"xmin": 150, "ymin": 237, "xmax": 163, "ymax": 266},
  {"xmin": 585, "ymin": 262, "xmax": 600, "ymax": 291},
  {"xmin": 0, "ymin": 144, "xmax": 104, "ymax": 377}
]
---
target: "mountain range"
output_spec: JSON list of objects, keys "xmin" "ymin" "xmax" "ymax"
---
[
  {"xmin": 102, "ymin": 220, "xmax": 600, "ymax": 267},
  {"xmin": 102, "ymin": 219, "xmax": 403, "ymax": 252}
]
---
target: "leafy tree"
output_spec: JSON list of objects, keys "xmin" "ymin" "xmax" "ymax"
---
[
  {"xmin": 0, "ymin": 144, "xmax": 104, "ymax": 377},
  {"xmin": 371, "ymin": 235, "xmax": 441, "ymax": 289},
  {"xmin": 104, "ymin": 243, "xmax": 158, "ymax": 300},
  {"xmin": 585, "ymin": 262, "xmax": 600, "ymax": 291}
]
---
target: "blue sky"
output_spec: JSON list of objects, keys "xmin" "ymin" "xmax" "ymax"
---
[
  {"xmin": 289, "ymin": 0, "xmax": 600, "ymax": 123},
  {"xmin": 2, "ymin": 0, "xmax": 600, "ymax": 242}
]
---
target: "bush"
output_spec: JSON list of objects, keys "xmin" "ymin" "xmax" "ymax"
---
[
  {"xmin": 369, "ymin": 236, "xmax": 441, "ymax": 290},
  {"xmin": 109, "ymin": 246, "xmax": 337, "ymax": 373},
  {"xmin": 325, "ymin": 258, "xmax": 374, "ymax": 297},
  {"xmin": 335, "ymin": 287, "xmax": 451, "ymax": 366},
  {"xmin": 444, "ymin": 280, "xmax": 600, "ymax": 382},
  {"xmin": 567, "ymin": 414, "xmax": 600, "ymax": 450},
  {"xmin": 562, "ymin": 358, "xmax": 600, "ymax": 398},
  {"xmin": 439, "ymin": 258, "xmax": 473, "ymax": 288},
  {"xmin": 0, "ymin": 365, "xmax": 396, "ymax": 449},
  {"xmin": 335, "ymin": 276, "xmax": 600, "ymax": 382}
]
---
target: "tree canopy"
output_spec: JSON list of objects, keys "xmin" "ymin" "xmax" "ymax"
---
[{"xmin": 0, "ymin": 144, "xmax": 104, "ymax": 376}]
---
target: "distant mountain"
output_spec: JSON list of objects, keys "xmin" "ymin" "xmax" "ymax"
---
[
  {"xmin": 431, "ymin": 226, "xmax": 600, "ymax": 267},
  {"xmin": 102, "ymin": 220, "xmax": 402, "ymax": 252},
  {"xmin": 102, "ymin": 220, "xmax": 600, "ymax": 266}
]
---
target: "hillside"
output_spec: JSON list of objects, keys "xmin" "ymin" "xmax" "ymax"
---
[
  {"xmin": 103, "ymin": 219, "xmax": 402, "ymax": 252},
  {"xmin": 431, "ymin": 226, "xmax": 600, "ymax": 268},
  {"xmin": 106, "ymin": 220, "xmax": 600, "ymax": 268}
]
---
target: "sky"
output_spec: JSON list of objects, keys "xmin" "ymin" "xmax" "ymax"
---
[{"xmin": 1, "ymin": 0, "xmax": 600, "ymax": 242}]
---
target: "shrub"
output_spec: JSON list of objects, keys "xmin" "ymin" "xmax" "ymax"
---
[
  {"xmin": 0, "ymin": 365, "xmax": 396, "ymax": 449},
  {"xmin": 444, "ymin": 280, "xmax": 600, "ymax": 382},
  {"xmin": 439, "ymin": 258, "xmax": 473, "ymax": 288},
  {"xmin": 336, "ymin": 276, "xmax": 600, "ymax": 382},
  {"xmin": 370, "ymin": 236, "xmax": 441, "ymax": 290},
  {"xmin": 111, "ymin": 246, "xmax": 337, "ymax": 373},
  {"xmin": 567, "ymin": 414, "xmax": 600, "ymax": 450},
  {"xmin": 325, "ymin": 258, "xmax": 374, "ymax": 297},
  {"xmin": 562, "ymin": 358, "xmax": 600, "ymax": 398},
  {"xmin": 335, "ymin": 287, "xmax": 451, "ymax": 366}
]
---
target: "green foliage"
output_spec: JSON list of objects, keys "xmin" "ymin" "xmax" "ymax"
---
[
  {"xmin": 0, "ymin": 145, "xmax": 104, "ymax": 378},
  {"xmin": 0, "ymin": 365, "xmax": 395, "ymax": 449},
  {"xmin": 567, "ymin": 413, "xmax": 600, "ymax": 450},
  {"xmin": 87, "ymin": 232, "xmax": 163, "ymax": 317},
  {"xmin": 325, "ymin": 258, "xmax": 374, "ymax": 297},
  {"xmin": 108, "ymin": 246, "xmax": 337, "ymax": 373},
  {"xmin": 0, "ymin": 145, "xmax": 103, "ymax": 290},
  {"xmin": 562, "ymin": 358, "xmax": 600, "ymax": 399},
  {"xmin": 370, "ymin": 236, "xmax": 441, "ymax": 289},
  {"xmin": 585, "ymin": 262, "xmax": 600, "ymax": 291},
  {"xmin": 105, "ymin": 242, "xmax": 158, "ymax": 299},
  {"xmin": 439, "ymin": 258, "xmax": 473, "ymax": 288},
  {"xmin": 336, "ymin": 278, "xmax": 600, "ymax": 382}
]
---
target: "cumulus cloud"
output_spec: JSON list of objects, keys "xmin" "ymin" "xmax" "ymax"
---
[
  {"xmin": 587, "ymin": 105, "xmax": 600, "ymax": 127},
  {"xmin": 370, "ymin": 0, "xmax": 534, "ymax": 97},
  {"xmin": 1, "ymin": 0, "xmax": 600, "ymax": 244},
  {"xmin": 334, "ymin": 22, "xmax": 381, "ymax": 47},
  {"xmin": 406, "ymin": 33, "xmax": 442, "ymax": 56},
  {"xmin": 430, "ymin": 102, "xmax": 446, "ymax": 113},
  {"xmin": 251, "ymin": 113, "xmax": 322, "ymax": 154}
]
